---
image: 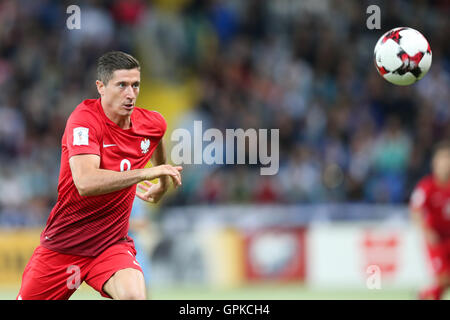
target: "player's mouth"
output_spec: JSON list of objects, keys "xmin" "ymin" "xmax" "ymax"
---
[{"xmin": 123, "ymin": 103, "xmax": 134, "ymax": 110}]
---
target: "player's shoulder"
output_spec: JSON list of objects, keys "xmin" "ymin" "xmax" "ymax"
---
[
  {"xmin": 411, "ymin": 175, "xmax": 436, "ymax": 203},
  {"xmin": 68, "ymin": 99, "xmax": 103, "ymax": 123},
  {"xmin": 410, "ymin": 175, "xmax": 434, "ymax": 208},
  {"xmin": 415, "ymin": 175, "xmax": 435, "ymax": 191},
  {"xmin": 133, "ymin": 107, "xmax": 167, "ymax": 131},
  {"xmin": 134, "ymin": 107, "xmax": 166, "ymax": 122}
]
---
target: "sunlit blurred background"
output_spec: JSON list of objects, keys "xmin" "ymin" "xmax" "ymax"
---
[{"xmin": 0, "ymin": 0, "xmax": 449, "ymax": 299}]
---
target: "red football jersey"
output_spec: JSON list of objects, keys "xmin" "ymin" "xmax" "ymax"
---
[
  {"xmin": 410, "ymin": 175, "xmax": 450, "ymax": 237},
  {"xmin": 40, "ymin": 98, "xmax": 166, "ymax": 256}
]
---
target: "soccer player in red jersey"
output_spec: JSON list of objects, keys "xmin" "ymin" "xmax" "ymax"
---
[
  {"xmin": 17, "ymin": 51, "xmax": 182, "ymax": 300},
  {"xmin": 410, "ymin": 141, "xmax": 450, "ymax": 300}
]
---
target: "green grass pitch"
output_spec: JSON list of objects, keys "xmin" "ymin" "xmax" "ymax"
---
[{"xmin": 1, "ymin": 283, "xmax": 446, "ymax": 300}]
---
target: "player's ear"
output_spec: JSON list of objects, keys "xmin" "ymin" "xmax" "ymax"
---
[{"xmin": 96, "ymin": 80, "xmax": 105, "ymax": 96}]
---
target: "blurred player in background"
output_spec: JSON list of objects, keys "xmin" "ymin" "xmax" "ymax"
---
[
  {"xmin": 17, "ymin": 51, "xmax": 182, "ymax": 300},
  {"xmin": 410, "ymin": 141, "xmax": 450, "ymax": 300}
]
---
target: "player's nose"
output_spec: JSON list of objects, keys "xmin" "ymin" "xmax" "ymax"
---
[{"xmin": 124, "ymin": 85, "xmax": 136, "ymax": 100}]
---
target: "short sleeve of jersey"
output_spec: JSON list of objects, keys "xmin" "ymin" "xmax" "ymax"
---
[
  {"xmin": 65, "ymin": 110, "xmax": 101, "ymax": 158},
  {"xmin": 410, "ymin": 180, "xmax": 429, "ymax": 211}
]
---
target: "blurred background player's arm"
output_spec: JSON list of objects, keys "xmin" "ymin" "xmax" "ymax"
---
[
  {"xmin": 136, "ymin": 140, "xmax": 173, "ymax": 204},
  {"xmin": 411, "ymin": 207, "xmax": 440, "ymax": 245}
]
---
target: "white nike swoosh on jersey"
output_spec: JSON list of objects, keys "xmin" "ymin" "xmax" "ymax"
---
[{"xmin": 103, "ymin": 143, "xmax": 117, "ymax": 148}]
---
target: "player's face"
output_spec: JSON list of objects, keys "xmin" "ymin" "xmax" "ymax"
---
[
  {"xmin": 433, "ymin": 149, "xmax": 450, "ymax": 183},
  {"xmin": 97, "ymin": 68, "xmax": 140, "ymax": 117}
]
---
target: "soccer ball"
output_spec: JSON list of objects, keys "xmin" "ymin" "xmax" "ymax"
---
[{"xmin": 374, "ymin": 27, "xmax": 432, "ymax": 86}]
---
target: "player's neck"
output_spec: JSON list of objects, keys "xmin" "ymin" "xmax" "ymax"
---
[
  {"xmin": 100, "ymin": 100, "xmax": 132, "ymax": 130},
  {"xmin": 112, "ymin": 115, "xmax": 132, "ymax": 130}
]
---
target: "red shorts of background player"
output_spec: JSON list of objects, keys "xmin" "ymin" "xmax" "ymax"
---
[
  {"xmin": 16, "ymin": 241, "xmax": 143, "ymax": 300},
  {"xmin": 425, "ymin": 238, "xmax": 450, "ymax": 277}
]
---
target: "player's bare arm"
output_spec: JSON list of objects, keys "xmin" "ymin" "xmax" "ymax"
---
[
  {"xmin": 69, "ymin": 154, "xmax": 182, "ymax": 197},
  {"xmin": 136, "ymin": 140, "xmax": 175, "ymax": 203},
  {"xmin": 150, "ymin": 139, "xmax": 170, "ymax": 187},
  {"xmin": 410, "ymin": 207, "xmax": 440, "ymax": 245}
]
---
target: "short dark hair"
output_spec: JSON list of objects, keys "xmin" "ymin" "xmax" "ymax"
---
[
  {"xmin": 433, "ymin": 140, "xmax": 450, "ymax": 155},
  {"xmin": 97, "ymin": 51, "xmax": 140, "ymax": 85}
]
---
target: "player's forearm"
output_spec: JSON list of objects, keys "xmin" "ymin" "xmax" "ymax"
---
[
  {"xmin": 150, "ymin": 140, "xmax": 170, "ymax": 188},
  {"xmin": 75, "ymin": 167, "xmax": 159, "ymax": 197},
  {"xmin": 411, "ymin": 209, "xmax": 430, "ymax": 232},
  {"xmin": 411, "ymin": 209, "xmax": 440, "ymax": 244},
  {"xmin": 410, "ymin": 209, "xmax": 423, "ymax": 227}
]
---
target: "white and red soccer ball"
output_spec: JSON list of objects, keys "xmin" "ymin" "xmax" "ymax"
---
[{"xmin": 374, "ymin": 27, "xmax": 432, "ymax": 86}]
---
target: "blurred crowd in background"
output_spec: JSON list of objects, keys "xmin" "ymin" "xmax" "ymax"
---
[{"xmin": 0, "ymin": 0, "xmax": 449, "ymax": 226}]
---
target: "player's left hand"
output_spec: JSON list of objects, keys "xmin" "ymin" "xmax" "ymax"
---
[{"xmin": 136, "ymin": 180, "xmax": 168, "ymax": 203}]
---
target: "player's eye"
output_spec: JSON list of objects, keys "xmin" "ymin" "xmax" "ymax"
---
[
  {"xmin": 118, "ymin": 82, "xmax": 125, "ymax": 88},
  {"xmin": 132, "ymin": 83, "xmax": 139, "ymax": 88}
]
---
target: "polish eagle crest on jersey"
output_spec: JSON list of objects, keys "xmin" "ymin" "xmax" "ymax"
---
[{"xmin": 141, "ymin": 138, "xmax": 150, "ymax": 154}]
